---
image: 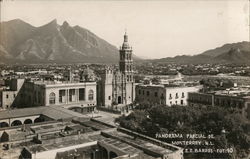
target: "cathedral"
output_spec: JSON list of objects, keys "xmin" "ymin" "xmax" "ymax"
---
[{"xmin": 98, "ymin": 32, "xmax": 135, "ymax": 108}]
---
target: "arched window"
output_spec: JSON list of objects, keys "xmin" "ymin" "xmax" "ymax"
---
[
  {"xmin": 88, "ymin": 90, "xmax": 94, "ymax": 101},
  {"xmin": 49, "ymin": 92, "xmax": 56, "ymax": 104}
]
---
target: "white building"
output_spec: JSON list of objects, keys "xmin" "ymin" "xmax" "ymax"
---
[
  {"xmin": 22, "ymin": 80, "xmax": 97, "ymax": 112},
  {"xmin": 135, "ymin": 84, "xmax": 202, "ymax": 106}
]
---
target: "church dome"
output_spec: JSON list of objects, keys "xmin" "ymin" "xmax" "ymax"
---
[
  {"xmin": 83, "ymin": 67, "xmax": 94, "ymax": 75},
  {"xmin": 121, "ymin": 32, "xmax": 131, "ymax": 49},
  {"xmin": 81, "ymin": 67, "xmax": 96, "ymax": 82},
  {"xmin": 122, "ymin": 42, "xmax": 130, "ymax": 49}
]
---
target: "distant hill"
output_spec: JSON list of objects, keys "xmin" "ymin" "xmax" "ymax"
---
[
  {"xmin": 152, "ymin": 41, "xmax": 250, "ymax": 64},
  {"xmin": 0, "ymin": 19, "xmax": 140, "ymax": 64}
]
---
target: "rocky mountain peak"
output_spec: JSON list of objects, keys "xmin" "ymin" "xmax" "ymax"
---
[{"xmin": 0, "ymin": 19, "xmax": 141, "ymax": 64}]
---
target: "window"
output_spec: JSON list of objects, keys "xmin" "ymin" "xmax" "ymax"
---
[
  {"xmin": 181, "ymin": 100, "xmax": 184, "ymax": 105},
  {"xmin": 108, "ymin": 96, "xmax": 111, "ymax": 100},
  {"xmin": 49, "ymin": 92, "xmax": 56, "ymax": 104},
  {"xmin": 175, "ymin": 93, "xmax": 179, "ymax": 99},
  {"xmin": 6, "ymin": 94, "xmax": 8, "ymax": 99},
  {"xmin": 138, "ymin": 90, "xmax": 141, "ymax": 95},
  {"xmin": 182, "ymin": 92, "xmax": 185, "ymax": 98},
  {"xmin": 79, "ymin": 88, "xmax": 85, "ymax": 101},
  {"xmin": 161, "ymin": 94, "xmax": 165, "ymax": 100},
  {"xmin": 13, "ymin": 94, "xmax": 16, "ymax": 98},
  {"xmin": 154, "ymin": 92, "xmax": 158, "ymax": 97},
  {"xmin": 169, "ymin": 94, "xmax": 172, "ymax": 99},
  {"xmin": 146, "ymin": 91, "xmax": 150, "ymax": 96},
  {"xmin": 143, "ymin": 90, "xmax": 145, "ymax": 95},
  {"xmin": 88, "ymin": 90, "xmax": 94, "ymax": 101},
  {"xmin": 69, "ymin": 89, "xmax": 75, "ymax": 102},
  {"xmin": 59, "ymin": 90, "xmax": 66, "ymax": 103}
]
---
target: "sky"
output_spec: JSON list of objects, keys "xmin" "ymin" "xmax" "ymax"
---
[{"xmin": 1, "ymin": 0, "xmax": 249, "ymax": 59}]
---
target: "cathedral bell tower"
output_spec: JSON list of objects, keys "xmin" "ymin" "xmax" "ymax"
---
[{"xmin": 119, "ymin": 32, "xmax": 133, "ymax": 82}]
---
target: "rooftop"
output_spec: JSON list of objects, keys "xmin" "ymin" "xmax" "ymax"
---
[
  {"xmin": 213, "ymin": 88, "xmax": 250, "ymax": 98},
  {"xmin": 79, "ymin": 120, "xmax": 112, "ymax": 130},
  {"xmin": 137, "ymin": 84, "xmax": 201, "ymax": 89},
  {"xmin": 106, "ymin": 130, "xmax": 173, "ymax": 155},
  {"xmin": 0, "ymin": 110, "xmax": 182, "ymax": 159},
  {"xmin": 30, "ymin": 80, "xmax": 96, "ymax": 87},
  {"xmin": 0, "ymin": 107, "xmax": 46, "ymax": 120},
  {"xmin": 99, "ymin": 137, "xmax": 142, "ymax": 155},
  {"xmin": 0, "ymin": 106, "xmax": 89, "ymax": 120}
]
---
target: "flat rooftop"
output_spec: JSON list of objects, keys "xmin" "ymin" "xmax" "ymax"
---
[
  {"xmin": 0, "ymin": 106, "xmax": 89, "ymax": 120},
  {"xmin": 99, "ymin": 137, "xmax": 142, "ymax": 155},
  {"xmin": 79, "ymin": 120, "xmax": 112, "ymax": 130},
  {"xmin": 213, "ymin": 89, "xmax": 250, "ymax": 98},
  {"xmin": 137, "ymin": 83, "xmax": 201, "ymax": 89},
  {"xmin": 0, "ymin": 110, "xmax": 182, "ymax": 159},
  {"xmin": 31, "ymin": 80, "xmax": 96, "ymax": 87},
  {"xmin": 107, "ymin": 130, "xmax": 173, "ymax": 155},
  {"xmin": 0, "ymin": 107, "xmax": 46, "ymax": 120}
]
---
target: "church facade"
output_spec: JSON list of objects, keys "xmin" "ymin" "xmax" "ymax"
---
[{"xmin": 98, "ymin": 32, "xmax": 135, "ymax": 108}]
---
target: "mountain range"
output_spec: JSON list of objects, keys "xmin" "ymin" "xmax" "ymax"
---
[
  {"xmin": 152, "ymin": 41, "xmax": 250, "ymax": 64},
  {"xmin": 0, "ymin": 19, "xmax": 249, "ymax": 64},
  {"xmin": 0, "ymin": 19, "xmax": 139, "ymax": 64}
]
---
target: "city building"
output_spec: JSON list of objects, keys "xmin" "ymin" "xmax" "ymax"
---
[
  {"xmin": 98, "ymin": 33, "xmax": 135, "ymax": 109},
  {"xmin": 188, "ymin": 89, "xmax": 250, "ymax": 119},
  {"xmin": 0, "ymin": 107, "xmax": 184, "ymax": 159},
  {"xmin": 0, "ymin": 106, "xmax": 84, "ymax": 127},
  {"xmin": 0, "ymin": 69, "xmax": 97, "ymax": 114},
  {"xmin": 135, "ymin": 84, "xmax": 201, "ymax": 106},
  {"xmin": 20, "ymin": 80, "xmax": 97, "ymax": 112},
  {"xmin": 188, "ymin": 92, "xmax": 214, "ymax": 106},
  {"xmin": 0, "ymin": 78, "xmax": 25, "ymax": 109}
]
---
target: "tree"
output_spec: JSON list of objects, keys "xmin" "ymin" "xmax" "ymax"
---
[{"xmin": 115, "ymin": 104, "xmax": 250, "ymax": 158}]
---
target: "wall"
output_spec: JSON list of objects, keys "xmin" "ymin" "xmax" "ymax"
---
[
  {"xmin": 214, "ymin": 94, "xmax": 250, "ymax": 119},
  {"xmin": 1, "ymin": 79, "xmax": 25, "ymax": 109},
  {"xmin": 135, "ymin": 85, "xmax": 201, "ymax": 106},
  {"xmin": 135, "ymin": 85, "xmax": 166, "ymax": 105},
  {"xmin": 246, "ymin": 102, "xmax": 250, "ymax": 119},
  {"xmin": 125, "ymin": 82, "xmax": 134, "ymax": 105},
  {"xmin": 1, "ymin": 91, "xmax": 17, "ymax": 109},
  {"xmin": 22, "ymin": 81, "xmax": 97, "ymax": 108},
  {"xmin": 10, "ymin": 79, "xmax": 25, "ymax": 91},
  {"xmin": 188, "ymin": 92, "xmax": 250, "ymax": 119},
  {"xmin": 32, "ymin": 141, "xmax": 97, "ymax": 159},
  {"xmin": 99, "ymin": 71, "xmax": 113, "ymax": 107},
  {"xmin": 188, "ymin": 92, "xmax": 214, "ymax": 106},
  {"xmin": 0, "ymin": 115, "xmax": 41, "ymax": 127},
  {"xmin": 166, "ymin": 86, "xmax": 201, "ymax": 106}
]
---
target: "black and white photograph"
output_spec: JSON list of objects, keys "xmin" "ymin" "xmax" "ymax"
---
[{"xmin": 0, "ymin": 0, "xmax": 249, "ymax": 159}]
